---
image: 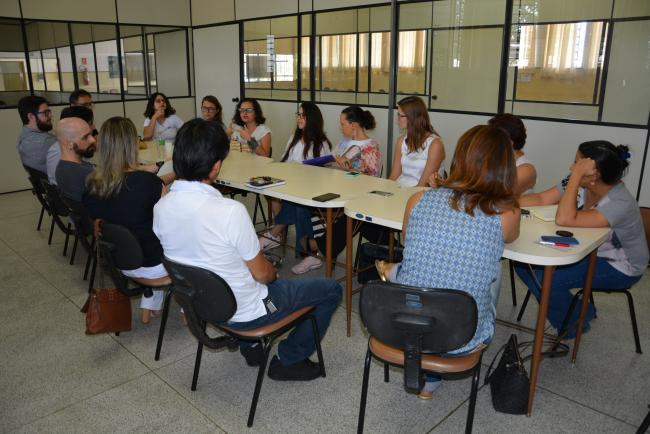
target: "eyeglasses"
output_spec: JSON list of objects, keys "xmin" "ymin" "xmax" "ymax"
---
[
  {"xmin": 238, "ymin": 108, "xmax": 255, "ymax": 113},
  {"xmin": 295, "ymin": 112, "xmax": 305, "ymax": 119},
  {"xmin": 34, "ymin": 109, "xmax": 52, "ymax": 116},
  {"xmin": 201, "ymin": 106, "xmax": 217, "ymax": 113},
  {"xmin": 81, "ymin": 102, "xmax": 94, "ymax": 109},
  {"xmin": 91, "ymin": 129, "xmax": 99, "ymax": 137},
  {"xmin": 396, "ymin": 112, "xmax": 407, "ymax": 118}
]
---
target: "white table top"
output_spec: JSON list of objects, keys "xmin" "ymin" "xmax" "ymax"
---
[
  {"xmin": 501, "ymin": 215, "xmax": 610, "ymax": 266},
  {"xmin": 344, "ymin": 196, "xmax": 611, "ymax": 267},
  {"xmin": 215, "ymin": 152, "xmax": 273, "ymax": 188},
  {"xmin": 238, "ymin": 162, "xmax": 410, "ymax": 208},
  {"xmin": 344, "ymin": 187, "xmax": 424, "ymax": 230}
]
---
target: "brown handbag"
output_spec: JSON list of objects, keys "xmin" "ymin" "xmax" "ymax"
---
[{"xmin": 81, "ymin": 219, "xmax": 132, "ymax": 335}]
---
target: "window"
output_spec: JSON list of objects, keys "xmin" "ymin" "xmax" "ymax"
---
[
  {"xmin": 243, "ymin": 17, "xmax": 299, "ymax": 100},
  {"xmin": 512, "ymin": 22, "xmax": 607, "ymax": 104}
]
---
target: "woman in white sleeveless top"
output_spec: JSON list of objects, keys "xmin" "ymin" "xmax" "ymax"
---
[
  {"xmin": 489, "ymin": 114, "xmax": 536, "ymax": 194},
  {"xmin": 389, "ymin": 96, "xmax": 445, "ymax": 187}
]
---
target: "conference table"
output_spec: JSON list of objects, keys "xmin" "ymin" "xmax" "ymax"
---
[
  {"xmin": 343, "ymin": 192, "xmax": 610, "ymax": 416},
  {"xmin": 217, "ymin": 160, "xmax": 413, "ymax": 277}
]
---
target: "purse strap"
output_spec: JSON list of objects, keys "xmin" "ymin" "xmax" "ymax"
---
[{"xmin": 484, "ymin": 335, "xmax": 512, "ymax": 385}]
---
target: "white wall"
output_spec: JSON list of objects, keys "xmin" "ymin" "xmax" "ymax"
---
[
  {"xmin": 21, "ymin": 0, "xmax": 116, "ymax": 22},
  {"xmin": 0, "ymin": 0, "xmax": 20, "ymax": 18}
]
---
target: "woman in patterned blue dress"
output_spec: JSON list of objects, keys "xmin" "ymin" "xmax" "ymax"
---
[{"xmin": 378, "ymin": 125, "xmax": 521, "ymax": 399}]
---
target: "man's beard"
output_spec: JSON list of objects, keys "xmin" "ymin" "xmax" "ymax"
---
[
  {"xmin": 73, "ymin": 142, "xmax": 95, "ymax": 159},
  {"xmin": 36, "ymin": 118, "xmax": 52, "ymax": 132}
]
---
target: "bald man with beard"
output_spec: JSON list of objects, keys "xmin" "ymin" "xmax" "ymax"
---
[{"xmin": 55, "ymin": 117, "xmax": 97, "ymax": 202}]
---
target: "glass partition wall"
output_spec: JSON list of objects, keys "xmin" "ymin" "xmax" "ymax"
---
[
  {"xmin": 0, "ymin": 18, "xmax": 191, "ymax": 107},
  {"xmin": 239, "ymin": 0, "xmax": 649, "ymax": 126}
]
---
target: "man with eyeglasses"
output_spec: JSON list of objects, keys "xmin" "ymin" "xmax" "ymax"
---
[
  {"xmin": 69, "ymin": 89, "xmax": 93, "ymax": 109},
  {"xmin": 16, "ymin": 95, "xmax": 56, "ymax": 174},
  {"xmin": 54, "ymin": 116, "xmax": 97, "ymax": 202},
  {"xmin": 46, "ymin": 106, "xmax": 97, "ymax": 185}
]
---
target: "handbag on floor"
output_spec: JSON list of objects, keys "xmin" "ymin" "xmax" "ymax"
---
[
  {"xmin": 484, "ymin": 333, "xmax": 529, "ymax": 414},
  {"xmin": 80, "ymin": 220, "xmax": 132, "ymax": 335}
]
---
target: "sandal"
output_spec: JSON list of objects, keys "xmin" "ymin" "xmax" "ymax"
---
[{"xmin": 375, "ymin": 260, "xmax": 389, "ymax": 282}]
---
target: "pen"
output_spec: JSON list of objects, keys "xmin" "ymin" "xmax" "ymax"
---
[{"xmin": 539, "ymin": 241, "xmax": 570, "ymax": 247}]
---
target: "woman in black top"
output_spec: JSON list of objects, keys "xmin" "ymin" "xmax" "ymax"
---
[{"xmin": 84, "ymin": 116, "xmax": 167, "ymax": 324}]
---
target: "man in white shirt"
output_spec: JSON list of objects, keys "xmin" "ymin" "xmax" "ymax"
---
[{"xmin": 153, "ymin": 118, "xmax": 341, "ymax": 381}]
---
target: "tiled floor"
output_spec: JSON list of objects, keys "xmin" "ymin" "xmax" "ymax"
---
[{"xmin": 1, "ymin": 190, "xmax": 648, "ymax": 434}]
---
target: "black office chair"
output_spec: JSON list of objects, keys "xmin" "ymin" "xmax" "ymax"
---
[
  {"xmin": 95, "ymin": 221, "xmax": 172, "ymax": 347},
  {"xmin": 357, "ymin": 281, "xmax": 485, "ymax": 434},
  {"xmin": 61, "ymin": 197, "xmax": 96, "ymax": 280},
  {"xmin": 22, "ymin": 165, "xmax": 50, "ymax": 231},
  {"xmin": 161, "ymin": 257, "xmax": 325, "ymax": 427},
  {"xmin": 40, "ymin": 180, "xmax": 77, "ymax": 255}
]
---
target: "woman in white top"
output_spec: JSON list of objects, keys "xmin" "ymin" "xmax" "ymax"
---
[
  {"xmin": 389, "ymin": 96, "xmax": 445, "ymax": 187},
  {"xmin": 259, "ymin": 102, "xmax": 332, "ymax": 274},
  {"xmin": 142, "ymin": 93, "xmax": 184, "ymax": 141},
  {"xmin": 229, "ymin": 98, "xmax": 272, "ymax": 157},
  {"xmin": 489, "ymin": 113, "xmax": 536, "ymax": 194}
]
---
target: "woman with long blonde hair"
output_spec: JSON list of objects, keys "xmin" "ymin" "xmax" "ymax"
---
[{"xmin": 84, "ymin": 117, "xmax": 169, "ymax": 324}]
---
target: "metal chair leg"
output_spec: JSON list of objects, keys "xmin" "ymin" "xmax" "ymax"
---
[
  {"xmin": 357, "ymin": 347, "xmax": 372, "ymax": 434},
  {"xmin": 465, "ymin": 356, "xmax": 483, "ymax": 434},
  {"xmin": 247, "ymin": 342, "xmax": 271, "ymax": 427},
  {"xmin": 509, "ymin": 259, "xmax": 517, "ymax": 306},
  {"xmin": 516, "ymin": 291, "xmax": 532, "ymax": 322},
  {"xmin": 87, "ymin": 254, "xmax": 97, "ymax": 293},
  {"xmin": 623, "ymin": 290, "xmax": 642, "ymax": 354},
  {"xmin": 383, "ymin": 363, "xmax": 389, "ymax": 382},
  {"xmin": 62, "ymin": 223, "xmax": 71, "ymax": 256},
  {"xmin": 310, "ymin": 315, "xmax": 326, "ymax": 377},
  {"xmin": 70, "ymin": 234, "xmax": 79, "ymax": 265},
  {"xmin": 48, "ymin": 218, "xmax": 55, "ymax": 245},
  {"xmin": 191, "ymin": 321, "xmax": 207, "ymax": 391},
  {"xmin": 37, "ymin": 206, "xmax": 45, "ymax": 230},
  {"xmin": 155, "ymin": 289, "xmax": 173, "ymax": 361}
]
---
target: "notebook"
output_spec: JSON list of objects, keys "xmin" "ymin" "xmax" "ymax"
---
[{"xmin": 245, "ymin": 176, "xmax": 286, "ymax": 189}]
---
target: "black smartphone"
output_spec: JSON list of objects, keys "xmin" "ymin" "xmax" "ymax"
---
[
  {"xmin": 556, "ymin": 230, "xmax": 573, "ymax": 237},
  {"xmin": 312, "ymin": 192, "xmax": 341, "ymax": 202}
]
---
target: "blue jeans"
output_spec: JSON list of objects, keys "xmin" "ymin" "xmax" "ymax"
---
[
  {"xmin": 514, "ymin": 256, "xmax": 641, "ymax": 333},
  {"xmin": 225, "ymin": 278, "xmax": 342, "ymax": 366},
  {"xmin": 274, "ymin": 202, "xmax": 314, "ymax": 255}
]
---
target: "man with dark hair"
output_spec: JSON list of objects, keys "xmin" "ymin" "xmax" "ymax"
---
[
  {"xmin": 153, "ymin": 118, "xmax": 341, "ymax": 381},
  {"xmin": 69, "ymin": 89, "xmax": 93, "ymax": 108},
  {"xmin": 55, "ymin": 117, "xmax": 97, "ymax": 202},
  {"xmin": 16, "ymin": 95, "xmax": 56, "ymax": 174},
  {"xmin": 46, "ymin": 106, "xmax": 96, "ymax": 183}
]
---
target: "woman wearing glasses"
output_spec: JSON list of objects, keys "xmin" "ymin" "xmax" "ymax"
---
[
  {"xmin": 389, "ymin": 96, "xmax": 445, "ymax": 187},
  {"xmin": 199, "ymin": 95, "xmax": 225, "ymax": 130},
  {"xmin": 259, "ymin": 102, "xmax": 332, "ymax": 273},
  {"xmin": 230, "ymin": 98, "xmax": 272, "ymax": 157},
  {"xmin": 142, "ymin": 92, "xmax": 184, "ymax": 141}
]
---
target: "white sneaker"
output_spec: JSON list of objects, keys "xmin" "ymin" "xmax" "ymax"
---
[
  {"xmin": 291, "ymin": 255, "xmax": 323, "ymax": 274},
  {"xmin": 259, "ymin": 231, "xmax": 281, "ymax": 251}
]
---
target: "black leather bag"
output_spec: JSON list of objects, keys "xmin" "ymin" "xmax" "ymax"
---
[{"xmin": 484, "ymin": 334, "xmax": 529, "ymax": 414}]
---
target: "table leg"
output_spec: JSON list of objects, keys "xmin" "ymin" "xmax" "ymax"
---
[
  {"xmin": 528, "ymin": 265, "xmax": 555, "ymax": 416},
  {"xmin": 346, "ymin": 216, "xmax": 353, "ymax": 337},
  {"xmin": 571, "ymin": 249, "xmax": 598, "ymax": 363},
  {"xmin": 325, "ymin": 208, "xmax": 333, "ymax": 278},
  {"xmin": 388, "ymin": 229, "xmax": 395, "ymax": 262}
]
